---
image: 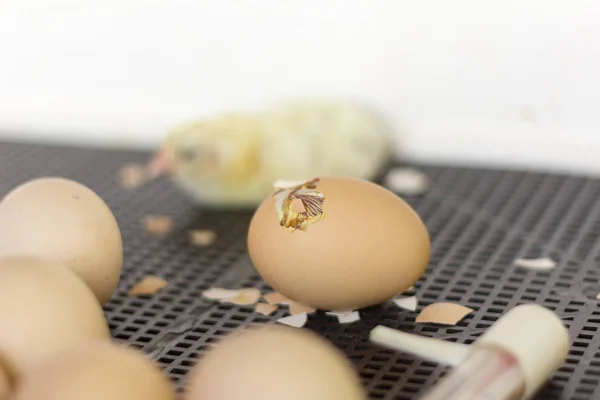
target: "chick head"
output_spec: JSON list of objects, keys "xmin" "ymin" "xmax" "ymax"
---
[{"xmin": 149, "ymin": 113, "xmax": 264, "ymax": 206}]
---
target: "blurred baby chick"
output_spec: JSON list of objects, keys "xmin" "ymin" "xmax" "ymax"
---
[{"xmin": 148, "ymin": 100, "xmax": 395, "ymax": 207}]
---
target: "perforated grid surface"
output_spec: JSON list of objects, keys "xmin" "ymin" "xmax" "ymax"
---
[{"xmin": 1, "ymin": 140, "xmax": 598, "ymax": 399}]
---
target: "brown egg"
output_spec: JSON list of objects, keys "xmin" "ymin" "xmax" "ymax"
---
[
  {"xmin": 186, "ymin": 325, "xmax": 367, "ymax": 400},
  {"xmin": 0, "ymin": 256, "xmax": 110, "ymax": 381},
  {"xmin": 13, "ymin": 341, "xmax": 176, "ymax": 400},
  {"xmin": 0, "ymin": 177, "xmax": 123, "ymax": 304},
  {"xmin": 0, "ymin": 365, "xmax": 9, "ymax": 400},
  {"xmin": 248, "ymin": 177, "xmax": 430, "ymax": 311}
]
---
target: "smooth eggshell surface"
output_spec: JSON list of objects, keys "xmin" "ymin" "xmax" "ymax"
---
[
  {"xmin": 13, "ymin": 341, "xmax": 176, "ymax": 400},
  {"xmin": 0, "ymin": 364, "xmax": 10, "ymax": 400},
  {"xmin": 186, "ymin": 325, "xmax": 367, "ymax": 400},
  {"xmin": 0, "ymin": 256, "xmax": 110, "ymax": 380},
  {"xmin": 248, "ymin": 177, "xmax": 431, "ymax": 311},
  {"xmin": 0, "ymin": 177, "xmax": 123, "ymax": 304}
]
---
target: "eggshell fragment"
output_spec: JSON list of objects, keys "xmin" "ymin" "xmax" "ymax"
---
[
  {"xmin": 143, "ymin": 215, "xmax": 173, "ymax": 235},
  {"xmin": 189, "ymin": 230, "xmax": 217, "ymax": 247},
  {"xmin": 128, "ymin": 276, "xmax": 168, "ymax": 297},
  {"xmin": 384, "ymin": 168, "xmax": 429, "ymax": 196},
  {"xmin": 255, "ymin": 303, "xmax": 277, "ymax": 316},
  {"xmin": 263, "ymin": 291, "xmax": 290, "ymax": 305},
  {"xmin": 288, "ymin": 301, "xmax": 316, "ymax": 315},
  {"xmin": 118, "ymin": 164, "xmax": 149, "ymax": 189},
  {"xmin": 277, "ymin": 313, "xmax": 308, "ymax": 328},
  {"xmin": 202, "ymin": 287, "xmax": 261, "ymax": 305},
  {"xmin": 326, "ymin": 311, "xmax": 360, "ymax": 324},
  {"xmin": 337, "ymin": 311, "xmax": 361, "ymax": 324},
  {"xmin": 393, "ymin": 296, "xmax": 418, "ymax": 312},
  {"xmin": 222, "ymin": 288, "xmax": 262, "ymax": 306},
  {"xmin": 202, "ymin": 288, "xmax": 240, "ymax": 300},
  {"xmin": 514, "ymin": 257, "xmax": 556, "ymax": 271},
  {"xmin": 596, "ymin": 293, "xmax": 600, "ymax": 301},
  {"xmin": 325, "ymin": 310, "xmax": 354, "ymax": 316},
  {"xmin": 416, "ymin": 303, "xmax": 474, "ymax": 325}
]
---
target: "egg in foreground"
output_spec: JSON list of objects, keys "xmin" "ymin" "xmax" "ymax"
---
[
  {"xmin": 13, "ymin": 341, "xmax": 176, "ymax": 400},
  {"xmin": 247, "ymin": 177, "xmax": 431, "ymax": 311},
  {"xmin": 0, "ymin": 177, "xmax": 123, "ymax": 304},
  {"xmin": 186, "ymin": 325, "xmax": 367, "ymax": 400},
  {"xmin": 0, "ymin": 256, "xmax": 109, "ymax": 381}
]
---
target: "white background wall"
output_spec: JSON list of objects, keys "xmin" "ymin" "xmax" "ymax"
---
[{"xmin": 1, "ymin": 1, "xmax": 600, "ymax": 173}]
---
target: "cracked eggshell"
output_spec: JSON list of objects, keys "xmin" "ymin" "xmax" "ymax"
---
[
  {"xmin": 186, "ymin": 325, "xmax": 366, "ymax": 400},
  {"xmin": 248, "ymin": 177, "xmax": 430, "ymax": 311},
  {"xmin": 0, "ymin": 177, "xmax": 123, "ymax": 305},
  {"xmin": 0, "ymin": 256, "xmax": 109, "ymax": 381}
]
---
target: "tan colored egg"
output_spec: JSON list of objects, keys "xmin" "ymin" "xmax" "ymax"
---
[
  {"xmin": 0, "ymin": 177, "xmax": 123, "ymax": 304},
  {"xmin": 186, "ymin": 325, "xmax": 367, "ymax": 400},
  {"xmin": 248, "ymin": 177, "xmax": 430, "ymax": 311},
  {"xmin": 0, "ymin": 365, "xmax": 9, "ymax": 400},
  {"xmin": 0, "ymin": 256, "xmax": 109, "ymax": 381},
  {"xmin": 13, "ymin": 341, "xmax": 176, "ymax": 400}
]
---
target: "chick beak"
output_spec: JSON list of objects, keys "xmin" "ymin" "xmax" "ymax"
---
[{"xmin": 147, "ymin": 147, "xmax": 173, "ymax": 178}]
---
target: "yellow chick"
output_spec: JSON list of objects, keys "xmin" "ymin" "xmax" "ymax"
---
[{"xmin": 149, "ymin": 100, "xmax": 395, "ymax": 207}]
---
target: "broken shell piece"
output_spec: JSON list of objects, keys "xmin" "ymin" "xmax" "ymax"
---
[
  {"xmin": 416, "ymin": 303, "xmax": 474, "ymax": 325},
  {"xmin": 326, "ymin": 310, "xmax": 361, "ymax": 324},
  {"xmin": 143, "ymin": 214, "xmax": 173, "ymax": 235},
  {"xmin": 277, "ymin": 312, "xmax": 308, "ymax": 328},
  {"xmin": 384, "ymin": 168, "xmax": 429, "ymax": 196},
  {"xmin": 189, "ymin": 229, "xmax": 217, "ymax": 247},
  {"xmin": 128, "ymin": 275, "xmax": 168, "ymax": 297},
  {"xmin": 272, "ymin": 178, "xmax": 326, "ymax": 232},
  {"xmin": 393, "ymin": 296, "xmax": 418, "ymax": 312},
  {"xmin": 202, "ymin": 288, "xmax": 240, "ymax": 300},
  {"xmin": 514, "ymin": 257, "xmax": 557, "ymax": 271},
  {"xmin": 119, "ymin": 163, "xmax": 149, "ymax": 189},
  {"xmin": 337, "ymin": 311, "xmax": 361, "ymax": 324},
  {"xmin": 288, "ymin": 301, "xmax": 316, "ymax": 316},
  {"xmin": 325, "ymin": 310, "xmax": 354, "ymax": 317},
  {"xmin": 221, "ymin": 288, "xmax": 262, "ymax": 306},
  {"xmin": 263, "ymin": 291, "xmax": 290, "ymax": 305},
  {"xmin": 255, "ymin": 303, "xmax": 277, "ymax": 316}
]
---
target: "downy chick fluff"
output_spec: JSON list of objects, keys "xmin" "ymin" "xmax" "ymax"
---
[{"xmin": 149, "ymin": 100, "xmax": 394, "ymax": 207}]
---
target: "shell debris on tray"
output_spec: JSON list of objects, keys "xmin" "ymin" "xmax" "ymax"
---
[
  {"xmin": 416, "ymin": 303, "xmax": 474, "ymax": 325},
  {"xmin": 128, "ymin": 275, "xmax": 168, "ymax": 297},
  {"xmin": 393, "ymin": 296, "xmax": 418, "ymax": 312},
  {"xmin": 255, "ymin": 303, "xmax": 278, "ymax": 316},
  {"xmin": 143, "ymin": 215, "xmax": 173, "ymax": 236},
  {"xmin": 189, "ymin": 229, "xmax": 217, "ymax": 247}
]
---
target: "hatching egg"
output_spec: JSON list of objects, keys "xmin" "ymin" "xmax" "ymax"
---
[
  {"xmin": 248, "ymin": 177, "xmax": 430, "ymax": 311},
  {"xmin": 13, "ymin": 341, "xmax": 176, "ymax": 400},
  {"xmin": 186, "ymin": 325, "xmax": 367, "ymax": 400},
  {"xmin": 0, "ymin": 177, "xmax": 123, "ymax": 304},
  {"xmin": 0, "ymin": 256, "xmax": 109, "ymax": 381}
]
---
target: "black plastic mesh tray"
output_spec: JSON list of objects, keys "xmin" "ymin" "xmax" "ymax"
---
[{"xmin": 1, "ymin": 140, "xmax": 598, "ymax": 399}]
